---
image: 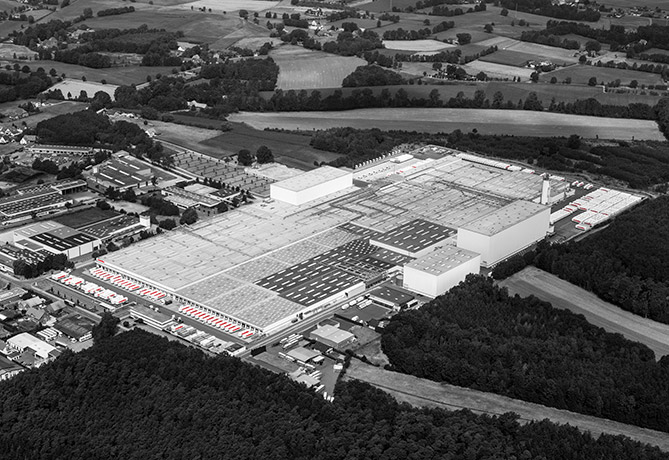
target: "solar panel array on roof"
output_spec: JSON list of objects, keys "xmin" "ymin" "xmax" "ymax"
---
[
  {"xmin": 30, "ymin": 231, "xmax": 95, "ymax": 252},
  {"xmin": 371, "ymin": 219, "xmax": 455, "ymax": 253}
]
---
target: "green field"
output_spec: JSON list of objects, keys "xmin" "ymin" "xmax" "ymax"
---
[
  {"xmin": 542, "ymin": 64, "xmax": 666, "ymax": 86},
  {"xmin": 199, "ymin": 123, "xmax": 344, "ymax": 170},
  {"xmin": 53, "ymin": 207, "xmax": 119, "ymax": 229},
  {"xmin": 229, "ymin": 108, "xmax": 664, "ymax": 140},
  {"xmin": 270, "ymin": 45, "xmax": 366, "ymax": 91},
  {"xmin": 5, "ymin": 60, "xmax": 179, "ymax": 86}
]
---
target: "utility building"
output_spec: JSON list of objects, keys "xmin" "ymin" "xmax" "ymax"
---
[
  {"xmin": 457, "ymin": 200, "xmax": 550, "ymax": 268},
  {"xmin": 403, "ymin": 246, "xmax": 480, "ymax": 297},
  {"xmin": 270, "ymin": 166, "xmax": 352, "ymax": 206}
]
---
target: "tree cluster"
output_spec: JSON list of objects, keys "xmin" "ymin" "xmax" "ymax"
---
[
  {"xmin": 35, "ymin": 110, "xmax": 169, "ymax": 166},
  {"xmin": 382, "ymin": 275, "xmax": 669, "ymax": 432},
  {"xmin": 0, "ymin": 67, "xmax": 52, "ymax": 103},
  {"xmin": 97, "ymin": 6, "xmax": 135, "ymax": 17},
  {"xmin": 342, "ymin": 65, "xmax": 405, "ymax": 87},
  {"xmin": 13, "ymin": 252, "xmax": 72, "ymax": 278},
  {"xmin": 1, "ymin": 329, "xmax": 667, "ymax": 460},
  {"xmin": 140, "ymin": 194, "xmax": 179, "ymax": 216},
  {"xmin": 499, "ymin": 0, "xmax": 600, "ymax": 21}
]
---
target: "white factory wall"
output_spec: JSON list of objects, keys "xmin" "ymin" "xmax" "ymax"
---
[
  {"xmin": 457, "ymin": 207, "xmax": 550, "ymax": 267},
  {"xmin": 403, "ymin": 254, "xmax": 480, "ymax": 297},
  {"xmin": 270, "ymin": 173, "xmax": 352, "ymax": 206}
]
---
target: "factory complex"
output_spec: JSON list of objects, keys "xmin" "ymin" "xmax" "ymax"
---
[{"xmin": 98, "ymin": 146, "xmax": 636, "ymax": 337}]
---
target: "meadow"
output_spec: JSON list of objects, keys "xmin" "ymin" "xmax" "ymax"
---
[
  {"xmin": 462, "ymin": 60, "xmax": 532, "ymax": 79},
  {"xmin": 270, "ymin": 45, "xmax": 366, "ymax": 90},
  {"xmin": 229, "ymin": 108, "xmax": 665, "ymax": 140},
  {"xmin": 382, "ymin": 39, "xmax": 453, "ymax": 52},
  {"xmin": 49, "ymin": 79, "xmax": 119, "ymax": 100}
]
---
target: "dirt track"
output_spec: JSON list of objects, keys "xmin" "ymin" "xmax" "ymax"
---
[
  {"xmin": 345, "ymin": 360, "xmax": 669, "ymax": 451},
  {"xmin": 499, "ymin": 266, "xmax": 669, "ymax": 358}
]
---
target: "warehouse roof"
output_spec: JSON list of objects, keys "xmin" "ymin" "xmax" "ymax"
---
[
  {"xmin": 7, "ymin": 332, "xmax": 57, "ymax": 359},
  {"xmin": 405, "ymin": 245, "xmax": 480, "ymax": 275},
  {"xmin": 15, "ymin": 221, "xmax": 97, "ymax": 251},
  {"xmin": 310, "ymin": 325, "xmax": 354, "ymax": 345},
  {"xmin": 460, "ymin": 200, "xmax": 548, "ymax": 236},
  {"xmin": 369, "ymin": 285, "xmax": 414, "ymax": 306},
  {"xmin": 287, "ymin": 346, "xmax": 320, "ymax": 363},
  {"xmin": 54, "ymin": 315, "xmax": 95, "ymax": 340},
  {"xmin": 371, "ymin": 219, "xmax": 455, "ymax": 254},
  {"xmin": 272, "ymin": 166, "xmax": 351, "ymax": 192}
]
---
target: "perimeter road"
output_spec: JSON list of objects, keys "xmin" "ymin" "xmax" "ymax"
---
[
  {"xmin": 498, "ymin": 266, "xmax": 669, "ymax": 358},
  {"xmin": 345, "ymin": 359, "xmax": 669, "ymax": 451}
]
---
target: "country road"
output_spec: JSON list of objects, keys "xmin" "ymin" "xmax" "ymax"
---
[
  {"xmin": 345, "ymin": 360, "xmax": 669, "ymax": 451},
  {"xmin": 498, "ymin": 266, "xmax": 669, "ymax": 358}
]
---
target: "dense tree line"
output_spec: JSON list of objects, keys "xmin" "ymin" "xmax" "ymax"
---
[
  {"xmin": 657, "ymin": 97, "xmax": 669, "ymax": 140},
  {"xmin": 0, "ymin": 329, "xmax": 667, "ymax": 459},
  {"xmin": 97, "ymin": 6, "xmax": 135, "ymax": 17},
  {"xmin": 382, "ymin": 275, "xmax": 669, "ymax": 432},
  {"xmin": 495, "ymin": 197, "xmax": 669, "ymax": 323},
  {"xmin": 308, "ymin": 126, "xmax": 669, "ymax": 188},
  {"xmin": 499, "ymin": 0, "xmax": 600, "ymax": 21},
  {"xmin": 35, "ymin": 110, "xmax": 170, "ymax": 166},
  {"xmin": 342, "ymin": 65, "xmax": 405, "ymax": 87},
  {"xmin": 140, "ymin": 194, "xmax": 180, "ymax": 216}
]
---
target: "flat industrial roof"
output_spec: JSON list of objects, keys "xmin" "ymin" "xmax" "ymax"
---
[
  {"xmin": 371, "ymin": 219, "xmax": 455, "ymax": 254},
  {"xmin": 405, "ymin": 245, "xmax": 479, "ymax": 275},
  {"xmin": 369, "ymin": 285, "xmax": 414, "ymax": 305},
  {"xmin": 272, "ymin": 166, "xmax": 351, "ymax": 192},
  {"xmin": 16, "ymin": 220, "xmax": 97, "ymax": 251},
  {"xmin": 460, "ymin": 200, "xmax": 548, "ymax": 236},
  {"xmin": 310, "ymin": 324, "xmax": 354, "ymax": 343}
]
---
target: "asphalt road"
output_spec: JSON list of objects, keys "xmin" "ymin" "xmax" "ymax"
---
[{"xmin": 499, "ymin": 266, "xmax": 669, "ymax": 358}]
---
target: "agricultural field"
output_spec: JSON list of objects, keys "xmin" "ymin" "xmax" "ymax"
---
[
  {"xmin": 7, "ymin": 60, "xmax": 178, "ymax": 86},
  {"xmin": 479, "ymin": 40, "xmax": 581, "ymax": 66},
  {"xmin": 0, "ymin": 101, "xmax": 88, "ymax": 130},
  {"xmin": 49, "ymin": 79, "xmax": 119, "ymax": 100},
  {"xmin": 48, "ymin": 1, "xmax": 248, "ymax": 48},
  {"xmin": 229, "ymin": 108, "xmax": 665, "ymax": 140},
  {"xmin": 0, "ymin": 44, "xmax": 33, "ymax": 60},
  {"xmin": 199, "ymin": 123, "xmax": 344, "ymax": 170},
  {"xmin": 270, "ymin": 45, "xmax": 366, "ymax": 90},
  {"xmin": 462, "ymin": 60, "xmax": 532, "ymax": 79},
  {"xmin": 382, "ymin": 39, "xmax": 453, "ymax": 52},
  {"xmin": 541, "ymin": 64, "xmax": 666, "ymax": 86}
]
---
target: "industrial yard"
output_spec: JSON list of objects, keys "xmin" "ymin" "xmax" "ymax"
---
[{"xmin": 98, "ymin": 145, "xmax": 641, "ymax": 340}]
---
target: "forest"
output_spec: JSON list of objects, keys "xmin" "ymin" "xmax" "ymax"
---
[
  {"xmin": 494, "ymin": 196, "xmax": 669, "ymax": 324},
  {"xmin": 0, "ymin": 67, "xmax": 52, "ymax": 103},
  {"xmin": 382, "ymin": 275, "xmax": 669, "ymax": 433},
  {"xmin": 0, "ymin": 329, "xmax": 667, "ymax": 460},
  {"xmin": 342, "ymin": 65, "xmax": 405, "ymax": 87},
  {"xmin": 35, "ymin": 110, "xmax": 170, "ymax": 166},
  {"xmin": 307, "ymin": 126, "xmax": 669, "ymax": 189}
]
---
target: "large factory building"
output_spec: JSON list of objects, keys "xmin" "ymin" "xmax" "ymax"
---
[
  {"xmin": 270, "ymin": 166, "xmax": 352, "ymax": 206},
  {"xmin": 456, "ymin": 200, "xmax": 550, "ymax": 268}
]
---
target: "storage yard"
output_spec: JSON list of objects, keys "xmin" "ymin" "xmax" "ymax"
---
[{"xmin": 99, "ymin": 145, "xmax": 643, "ymax": 338}]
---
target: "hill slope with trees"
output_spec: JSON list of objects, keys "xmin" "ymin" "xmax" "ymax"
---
[
  {"xmin": 1, "ymin": 330, "xmax": 668, "ymax": 459},
  {"xmin": 382, "ymin": 275, "xmax": 669, "ymax": 433}
]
